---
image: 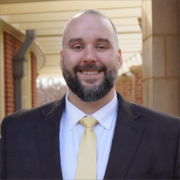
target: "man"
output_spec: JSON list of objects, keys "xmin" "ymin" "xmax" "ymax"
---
[{"xmin": 1, "ymin": 9, "xmax": 180, "ymax": 180}]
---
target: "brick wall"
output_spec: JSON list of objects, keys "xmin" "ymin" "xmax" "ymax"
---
[
  {"xmin": 115, "ymin": 75, "xmax": 133, "ymax": 102},
  {"xmin": 4, "ymin": 32, "xmax": 22, "ymax": 116},
  {"xmin": 130, "ymin": 66, "xmax": 143, "ymax": 105},
  {"xmin": 115, "ymin": 66, "xmax": 143, "ymax": 105},
  {"xmin": 31, "ymin": 52, "xmax": 37, "ymax": 108}
]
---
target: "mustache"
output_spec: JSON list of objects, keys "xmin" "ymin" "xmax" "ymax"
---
[{"xmin": 74, "ymin": 64, "xmax": 107, "ymax": 73}]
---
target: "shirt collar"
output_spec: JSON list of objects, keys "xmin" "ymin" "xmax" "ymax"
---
[
  {"xmin": 65, "ymin": 91, "xmax": 118, "ymax": 130},
  {"xmin": 92, "ymin": 91, "xmax": 118, "ymax": 130},
  {"xmin": 65, "ymin": 92, "xmax": 86, "ymax": 130}
]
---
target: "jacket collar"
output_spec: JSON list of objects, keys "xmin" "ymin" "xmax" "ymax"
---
[
  {"xmin": 104, "ymin": 92, "xmax": 144, "ymax": 179},
  {"xmin": 36, "ymin": 97, "xmax": 66, "ymax": 180}
]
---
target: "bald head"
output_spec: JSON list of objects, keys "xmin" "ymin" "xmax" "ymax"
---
[{"xmin": 61, "ymin": 9, "xmax": 119, "ymax": 51}]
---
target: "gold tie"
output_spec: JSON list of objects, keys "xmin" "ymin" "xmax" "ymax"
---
[{"xmin": 76, "ymin": 116, "xmax": 98, "ymax": 180}]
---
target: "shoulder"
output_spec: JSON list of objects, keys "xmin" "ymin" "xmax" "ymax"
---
[
  {"xmin": 116, "ymin": 92, "xmax": 180, "ymax": 132},
  {"xmin": 1, "ymin": 98, "xmax": 65, "ymax": 129},
  {"xmin": 133, "ymin": 102, "xmax": 180, "ymax": 124},
  {"xmin": 130, "ymin": 103, "xmax": 180, "ymax": 139}
]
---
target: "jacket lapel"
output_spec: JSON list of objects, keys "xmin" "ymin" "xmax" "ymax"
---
[
  {"xmin": 104, "ymin": 93, "xmax": 145, "ymax": 179},
  {"xmin": 35, "ymin": 97, "xmax": 65, "ymax": 179}
]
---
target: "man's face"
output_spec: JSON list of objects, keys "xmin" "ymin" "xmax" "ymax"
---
[{"xmin": 60, "ymin": 13, "xmax": 122, "ymax": 102}]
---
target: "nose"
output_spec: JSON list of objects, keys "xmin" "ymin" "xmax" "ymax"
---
[{"xmin": 82, "ymin": 46, "xmax": 97, "ymax": 64}]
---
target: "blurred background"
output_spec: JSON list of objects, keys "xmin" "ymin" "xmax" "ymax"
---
[{"xmin": 0, "ymin": 0, "xmax": 180, "ymax": 126}]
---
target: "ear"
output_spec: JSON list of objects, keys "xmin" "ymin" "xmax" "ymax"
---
[
  {"xmin": 60, "ymin": 51, "xmax": 63, "ymax": 70},
  {"xmin": 118, "ymin": 49, "xmax": 123, "ymax": 69}
]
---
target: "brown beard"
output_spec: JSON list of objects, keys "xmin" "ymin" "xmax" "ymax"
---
[{"xmin": 61, "ymin": 62, "xmax": 119, "ymax": 102}]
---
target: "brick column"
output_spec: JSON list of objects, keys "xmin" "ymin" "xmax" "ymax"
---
[
  {"xmin": 31, "ymin": 52, "xmax": 37, "ymax": 108},
  {"xmin": 115, "ymin": 75, "xmax": 133, "ymax": 102},
  {"xmin": 130, "ymin": 66, "xmax": 143, "ymax": 105},
  {"xmin": 4, "ymin": 32, "xmax": 22, "ymax": 116}
]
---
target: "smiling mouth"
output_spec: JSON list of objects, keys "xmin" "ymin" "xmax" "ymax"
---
[
  {"xmin": 74, "ymin": 64, "xmax": 106, "ymax": 75},
  {"xmin": 80, "ymin": 71, "xmax": 101, "ymax": 75}
]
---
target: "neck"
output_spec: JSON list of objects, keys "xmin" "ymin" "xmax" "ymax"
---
[{"xmin": 67, "ymin": 88, "xmax": 115, "ymax": 115}]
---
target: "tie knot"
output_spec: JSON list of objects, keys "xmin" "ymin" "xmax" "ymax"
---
[{"xmin": 79, "ymin": 116, "xmax": 98, "ymax": 128}]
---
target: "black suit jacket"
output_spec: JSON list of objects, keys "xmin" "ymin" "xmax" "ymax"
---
[{"xmin": 1, "ymin": 92, "xmax": 180, "ymax": 179}]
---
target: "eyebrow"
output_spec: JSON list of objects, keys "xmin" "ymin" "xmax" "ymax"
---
[
  {"xmin": 68, "ymin": 38, "xmax": 112, "ymax": 45},
  {"xmin": 96, "ymin": 38, "xmax": 111, "ymax": 45},
  {"xmin": 68, "ymin": 38, "xmax": 82, "ymax": 45}
]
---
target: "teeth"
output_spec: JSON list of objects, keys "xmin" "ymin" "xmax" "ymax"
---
[{"xmin": 82, "ymin": 71, "xmax": 99, "ymax": 75}]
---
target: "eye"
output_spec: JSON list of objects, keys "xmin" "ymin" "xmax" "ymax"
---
[
  {"xmin": 96, "ymin": 45, "xmax": 108, "ymax": 51},
  {"xmin": 73, "ymin": 44, "xmax": 83, "ymax": 50}
]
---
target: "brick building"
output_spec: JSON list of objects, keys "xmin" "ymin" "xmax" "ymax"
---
[
  {"xmin": 115, "ymin": 65, "xmax": 143, "ymax": 105},
  {"xmin": 3, "ymin": 32, "xmax": 39, "ymax": 116},
  {"xmin": 0, "ymin": 19, "xmax": 45, "ymax": 121}
]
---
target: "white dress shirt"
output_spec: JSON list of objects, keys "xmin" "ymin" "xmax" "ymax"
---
[{"xmin": 60, "ymin": 91, "xmax": 118, "ymax": 180}]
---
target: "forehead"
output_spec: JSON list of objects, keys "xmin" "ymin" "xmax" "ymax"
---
[{"xmin": 64, "ymin": 13, "xmax": 115, "ymax": 42}]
